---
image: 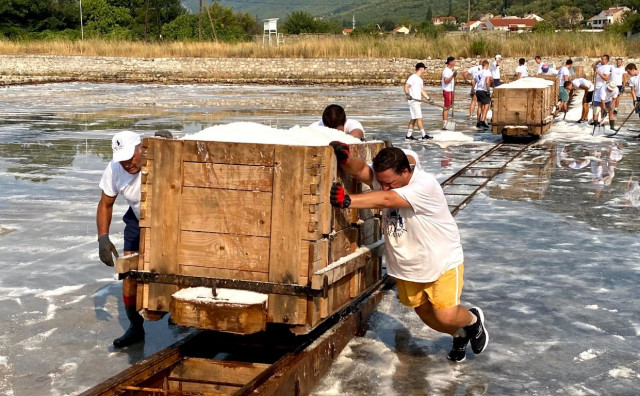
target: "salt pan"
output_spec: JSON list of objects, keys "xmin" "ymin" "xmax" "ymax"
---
[
  {"xmin": 183, "ymin": 122, "xmax": 364, "ymax": 146},
  {"xmin": 172, "ymin": 287, "xmax": 268, "ymax": 305},
  {"xmin": 494, "ymin": 77, "xmax": 554, "ymax": 89}
]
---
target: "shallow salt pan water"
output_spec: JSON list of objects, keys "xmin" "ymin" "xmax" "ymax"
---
[{"xmin": 0, "ymin": 83, "xmax": 638, "ymax": 395}]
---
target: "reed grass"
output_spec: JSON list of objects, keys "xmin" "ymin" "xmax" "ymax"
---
[{"xmin": 0, "ymin": 32, "xmax": 635, "ymax": 59}]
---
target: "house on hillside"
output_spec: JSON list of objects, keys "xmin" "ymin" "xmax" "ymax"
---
[
  {"xmin": 586, "ymin": 6, "xmax": 631, "ymax": 28},
  {"xmin": 524, "ymin": 13, "xmax": 544, "ymax": 21},
  {"xmin": 460, "ymin": 20, "xmax": 484, "ymax": 31},
  {"xmin": 480, "ymin": 14, "xmax": 494, "ymax": 21},
  {"xmin": 432, "ymin": 16, "xmax": 457, "ymax": 25},
  {"xmin": 342, "ymin": 28, "xmax": 353, "ymax": 35},
  {"xmin": 392, "ymin": 25, "xmax": 411, "ymax": 34},
  {"xmin": 484, "ymin": 18, "xmax": 537, "ymax": 31}
]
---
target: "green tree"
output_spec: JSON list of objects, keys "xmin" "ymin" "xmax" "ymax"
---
[
  {"xmin": 83, "ymin": 0, "xmax": 133, "ymax": 38},
  {"xmin": 426, "ymin": 6, "xmax": 433, "ymax": 22},
  {"xmin": 380, "ymin": 17, "xmax": 397, "ymax": 32}
]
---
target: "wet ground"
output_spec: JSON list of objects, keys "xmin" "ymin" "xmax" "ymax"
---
[{"xmin": 0, "ymin": 83, "xmax": 639, "ymax": 395}]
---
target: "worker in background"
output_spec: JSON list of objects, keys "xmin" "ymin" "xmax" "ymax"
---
[
  {"xmin": 491, "ymin": 55, "xmax": 502, "ymax": 87},
  {"xmin": 515, "ymin": 58, "xmax": 528, "ymax": 79},
  {"xmin": 592, "ymin": 54, "xmax": 613, "ymax": 123},
  {"xmin": 464, "ymin": 61, "xmax": 482, "ymax": 119},
  {"xmin": 96, "ymin": 130, "xmax": 172, "ymax": 348},
  {"xmin": 311, "ymin": 104, "xmax": 365, "ymax": 140},
  {"xmin": 610, "ymin": 58, "xmax": 627, "ymax": 115},
  {"xmin": 591, "ymin": 81, "xmax": 619, "ymax": 129},
  {"xmin": 558, "ymin": 59, "xmax": 573, "ymax": 87},
  {"xmin": 441, "ymin": 56, "xmax": 457, "ymax": 130},
  {"xmin": 535, "ymin": 56, "xmax": 544, "ymax": 75},
  {"xmin": 404, "ymin": 62, "xmax": 433, "ymax": 140},
  {"xmin": 554, "ymin": 81, "xmax": 573, "ymax": 118},
  {"xmin": 328, "ymin": 143, "xmax": 488, "ymax": 362},
  {"xmin": 540, "ymin": 64, "xmax": 559, "ymax": 76},
  {"xmin": 475, "ymin": 60, "xmax": 493, "ymax": 130},
  {"xmin": 624, "ymin": 63, "xmax": 640, "ymax": 138},
  {"xmin": 571, "ymin": 77, "xmax": 594, "ymax": 124}
]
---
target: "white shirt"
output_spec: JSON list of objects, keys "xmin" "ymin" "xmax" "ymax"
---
[
  {"xmin": 595, "ymin": 63, "xmax": 613, "ymax": 88},
  {"xmin": 572, "ymin": 78, "xmax": 594, "ymax": 92},
  {"xmin": 491, "ymin": 62, "xmax": 501, "ymax": 79},
  {"xmin": 467, "ymin": 65, "xmax": 481, "ymax": 79},
  {"xmin": 311, "ymin": 119, "xmax": 365, "ymax": 138},
  {"xmin": 543, "ymin": 68, "xmax": 559, "ymax": 76},
  {"xmin": 99, "ymin": 161, "xmax": 141, "ymax": 219},
  {"xmin": 515, "ymin": 65, "xmax": 528, "ymax": 78},
  {"xmin": 401, "ymin": 148, "xmax": 422, "ymax": 170},
  {"xmin": 594, "ymin": 85, "xmax": 619, "ymax": 103},
  {"xmin": 406, "ymin": 73, "xmax": 424, "ymax": 101},
  {"xmin": 536, "ymin": 62, "xmax": 544, "ymax": 75},
  {"xmin": 629, "ymin": 75, "xmax": 640, "ymax": 96},
  {"xmin": 611, "ymin": 66, "xmax": 625, "ymax": 86},
  {"xmin": 372, "ymin": 170, "xmax": 463, "ymax": 282},
  {"xmin": 475, "ymin": 69, "xmax": 491, "ymax": 92},
  {"xmin": 558, "ymin": 66, "xmax": 571, "ymax": 85},
  {"xmin": 441, "ymin": 67, "xmax": 455, "ymax": 92}
]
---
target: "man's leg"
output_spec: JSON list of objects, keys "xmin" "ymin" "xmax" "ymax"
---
[
  {"xmin": 415, "ymin": 302, "xmax": 473, "ymax": 335},
  {"xmin": 416, "ymin": 118, "xmax": 431, "ymax": 139}
]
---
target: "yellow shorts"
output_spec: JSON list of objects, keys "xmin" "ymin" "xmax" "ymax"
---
[{"xmin": 395, "ymin": 264, "xmax": 464, "ymax": 310}]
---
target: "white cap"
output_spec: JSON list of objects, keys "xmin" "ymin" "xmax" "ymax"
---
[
  {"xmin": 112, "ymin": 131, "xmax": 141, "ymax": 162},
  {"xmin": 495, "ymin": 54, "xmax": 502, "ymax": 60},
  {"xmin": 607, "ymin": 81, "xmax": 617, "ymax": 90}
]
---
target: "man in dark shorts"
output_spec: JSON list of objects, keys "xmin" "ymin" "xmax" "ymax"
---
[{"xmin": 475, "ymin": 60, "xmax": 493, "ymax": 129}]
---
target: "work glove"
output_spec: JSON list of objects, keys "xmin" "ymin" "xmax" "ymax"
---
[
  {"xmin": 154, "ymin": 130, "xmax": 173, "ymax": 139},
  {"xmin": 98, "ymin": 234, "xmax": 119, "ymax": 267},
  {"xmin": 330, "ymin": 182, "xmax": 351, "ymax": 209},
  {"xmin": 405, "ymin": 93, "xmax": 412, "ymax": 100},
  {"xmin": 426, "ymin": 98, "xmax": 435, "ymax": 105},
  {"xmin": 452, "ymin": 71, "xmax": 458, "ymax": 78},
  {"xmin": 329, "ymin": 141, "xmax": 350, "ymax": 165},
  {"xmin": 469, "ymin": 90, "xmax": 475, "ymax": 98}
]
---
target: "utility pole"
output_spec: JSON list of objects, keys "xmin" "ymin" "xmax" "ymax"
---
[
  {"xmin": 79, "ymin": 0, "xmax": 84, "ymax": 40},
  {"xmin": 199, "ymin": 0, "xmax": 203, "ymax": 41}
]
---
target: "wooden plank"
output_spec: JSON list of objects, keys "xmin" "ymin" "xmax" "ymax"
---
[
  {"xmin": 115, "ymin": 254, "xmax": 139, "ymax": 274},
  {"xmin": 331, "ymin": 275, "xmax": 352, "ymax": 313},
  {"xmin": 268, "ymin": 145, "xmax": 306, "ymax": 325},
  {"xmin": 182, "ymin": 140, "xmax": 276, "ymax": 166},
  {"xmin": 180, "ymin": 265, "xmax": 268, "ymax": 282},
  {"xmin": 182, "ymin": 162, "xmax": 274, "ymax": 192},
  {"xmin": 301, "ymin": 239, "xmax": 329, "ymax": 279},
  {"xmin": 148, "ymin": 139, "xmax": 183, "ymax": 312},
  {"xmin": 329, "ymin": 227, "xmax": 358, "ymax": 263},
  {"xmin": 179, "ymin": 231, "xmax": 270, "ymax": 272},
  {"xmin": 167, "ymin": 380, "xmax": 238, "ymax": 395},
  {"xmin": 180, "ymin": 187, "xmax": 272, "ymax": 237},
  {"xmin": 319, "ymin": 146, "xmax": 336, "ymax": 235},
  {"xmin": 170, "ymin": 292, "xmax": 267, "ymax": 334}
]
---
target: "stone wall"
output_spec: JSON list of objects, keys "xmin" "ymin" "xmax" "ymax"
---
[{"xmin": 1, "ymin": 55, "xmax": 638, "ymax": 86}]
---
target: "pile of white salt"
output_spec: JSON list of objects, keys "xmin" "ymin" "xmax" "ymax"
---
[
  {"xmin": 172, "ymin": 287, "xmax": 268, "ymax": 305},
  {"xmin": 494, "ymin": 77, "xmax": 555, "ymax": 89}
]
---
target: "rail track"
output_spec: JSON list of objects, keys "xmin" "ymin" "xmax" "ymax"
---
[{"xmin": 80, "ymin": 141, "xmax": 531, "ymax": 396}]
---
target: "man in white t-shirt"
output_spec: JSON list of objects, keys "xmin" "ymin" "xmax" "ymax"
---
[
  {"xmin": 328, "ymin": 143, "xmax": 488, "ymax": 362},
  {"xmin": 535, "ymin": 55, "xmax": 544, "ymax": 75},
  {"xmin": 441, "ymin": 56, "xmax": 457, "ymax": 130},
  {"xmin": 540, "ymin": 64, "xmax": 558, "ymax": 76},
  {"xmin": 311, "ymin": 104, "xmax": 365, "ymax": 140},
  {"xmin": 491, "ymin": 55, "xmax": 502, "ymax": 87},
  {"xmin": 404, "ymin": 62, "xmax": 433, "ymax": 140},
  {"xmin": 591, "ymin": 81, "xmax": 619, "ymax": 129},
  {"xmin": 515, "ymin": 58, "xmax": 528, "ymax": 79},
  {"xmin": 610, "ymin": 58, "xmax": 627, "ymax": 115},
  {"xmin": 593, "ymin": 54, "xmax": 613, "ymax": 90},
  {"xmin": 572, "ymin": 77, "xmax": 594, "ymax": 123},
  {"xmin": 464, "ymin": 62, "xmax": 482, "ymax": 118},
  {"xmin": 475, "ymin": 60, "xmax": 493, "ymax": 129},
  {"xmin": 624, "ymin": 63, "xmax": 640, "ymax": 137},
  {"xmin": 558, "ymin": 59, "xmax": 573, "ymax": 87}
]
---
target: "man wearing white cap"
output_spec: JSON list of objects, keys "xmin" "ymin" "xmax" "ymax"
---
[
  {"xmin": 491, "ymin": 55, "xmax": 502, "ymax": 87},
  {"xmin": 591, "ymin": 81, "xmax": 619, "ymax": 129}
]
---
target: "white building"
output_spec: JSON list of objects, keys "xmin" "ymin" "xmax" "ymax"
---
[{"xmin": 587, "ymin": 6, "xmax": 631, "ymax": 28}]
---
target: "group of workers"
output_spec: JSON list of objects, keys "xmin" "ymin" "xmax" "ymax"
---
[{"xmin": 404, "ymin": 54, "xmax": 640, "ymax": 137}]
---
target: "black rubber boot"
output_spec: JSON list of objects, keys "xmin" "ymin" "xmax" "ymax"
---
[
  {"xmin": 113, "ymin": 304, "xmax": 145, "ymax": 348},
  {"xmin": 609, "ymin": 120, "xmax": 616, "ymax": 130}
]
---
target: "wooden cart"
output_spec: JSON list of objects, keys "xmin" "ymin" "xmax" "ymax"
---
[{"xmin": 120, "ymin": 137, "xmax": 385, "ymax": 335}]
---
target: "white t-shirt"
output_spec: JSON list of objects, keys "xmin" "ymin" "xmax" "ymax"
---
[
  {"xmin": 406, "ymin": 73, "xmax": 424, "ymax": 101},
  {"xmin": 515, "ymin": 65, "xmax": 528, "ymax": 78},
  {"xmin": 372, "ymin": 170, "xmax": 463, "ymax": 282},
  {"xmin": 595, "ymin": 64, "xmax": 613, "ymax": 88},
  {"xmin": 572, "ymin": 78, "xmax": 594, "ymax": 91},
  {"xmin": 99, "ymin": 161, "xmax": 141, "ymax": 219},
  {"xmin": 536, "ymin": 62, "xmax": 544, "ymax": 75},
  {"xmin": 629, "ymin": 75, "xmax": 640, "ymax": 96},
  {"xmin": 467, "ymin": 65, "xmax": 481, "ymax": 79},
  {"xmin": 401, "ymin": 148, "xmax": 422, "ymax": 170},
  {"xmin": 475, "ymin": 69, "xmax": 491, "ymax": 92},
  {"xmin": 594, "ymin": 85, "xmax": 619, "ymax": 103},
  {"xmin": 311, "ymin": 119, "xmax": 365, "ymax": 138},
  {"xmin": 441, "ymin": 67, "xmax": 455, "ymax": 92},
  {"xmin": 558, "ymin": 66, "xmax": 571, "ymax": 85},
  {"xmin": 543, "ymin": 68, "xmax": 559, "ymax": 76},
  {"xmin": 491, "ymin": 62, "xmax": 501, "ymax": 79},
  {"xmin": 611, "ymin": 66, "xmax": 625, "ymax": 86}
]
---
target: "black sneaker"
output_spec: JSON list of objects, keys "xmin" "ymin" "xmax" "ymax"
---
[
  {"xmin": 476, "ymin": 122, "xmax": 483, "ymax": 129},
  {"xmin": 614, "ymin": 109, "xmax": 618, "ymax": 115},
  {"xmin": 447, "ymin": 335, "xmax": 469, "ymax": 362},
  {"xmin": 422, "ymin": 134, "xmax": 433, "ymax": 140},
  {"xmin": 405, "ymin": 135, "xmax": 416, "ymax": 140},
  {"xmin": 589, "ymin": 120, "xmax": 598, "ymax": 126},
  {"xmin": 481, "ymin": 122, "xmax": 491, "ymax": 129},
  {"xmin": 465, "ymin": 307, "xmax": 488, "ymax": 355}
]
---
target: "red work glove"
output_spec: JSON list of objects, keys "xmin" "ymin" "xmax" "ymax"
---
[
  {"xmin": 330, "ymin": 182, "xmax": 351, "ymax": 209},
  {"xmin": 329, "ymin": 141, "xmax": 350, "ymax": 165}
]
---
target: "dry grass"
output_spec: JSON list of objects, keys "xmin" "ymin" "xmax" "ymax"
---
[{"xmin": 0, "ymin": 33, "xmax": 635, "ymax": 59}]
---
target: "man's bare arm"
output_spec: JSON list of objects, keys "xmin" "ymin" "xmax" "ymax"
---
[
  {"xmin": 348, "ymin": 190, "xmax": 412, "ymax": 209},
  {"xmin": 97, "ymin": 192, "xmax": 117, "ymax": 237}
]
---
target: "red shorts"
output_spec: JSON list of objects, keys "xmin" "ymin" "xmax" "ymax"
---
[{"xmin": 443, "ymin": 91, "xmax": 453, "ymax": 108}]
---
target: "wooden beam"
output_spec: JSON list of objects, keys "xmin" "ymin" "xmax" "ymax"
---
[
  {"xmin": 182, "ymin": 162, "xmax": 274, "ymax": 192},
  {"xmin": 179, "ymin": 231, "xmax": 270, "ymax": 272},
  {"xmin": 114, "ymin": 253, "xmax": 139, "ymax": 274}
]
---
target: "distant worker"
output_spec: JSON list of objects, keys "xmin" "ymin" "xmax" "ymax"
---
[
  {"xmin": 515, "ymin": 58, "xmax": 528, "ymax": 79},
  {"xmin": 571, "ymin": 77, "xmax": 594, "ymax": 124},
  {"xmin": 624, "ymin": 63, "xmax": 640, "ymax": 137},
  {"xmin": 441, "ymin": 56, "xmax": 457, "ymax": 130},
  {"xmin": 464, "ymin": 61, "xmax": 482, "ymax": 119},
  {"xmin": 541, "ymin": 64, "xmax": 558, "ymax": 76},
  {"xmin": 328, "ymin": 144, "xmax": 488, "ymax": 362},
  {"xmin": 404, "ymin": 62, "xmax": 433, "ymax": 140},
  {"xmin": 311, "ymin": 104, "xmax": 365, "ymax": 140},
  {"xmin": 610, "ymin": 58, "xmax": 627, "ymax": 115},
  {"xmin": 97, "ymin": 130, "xmax": 172, "ymax": 348},
  {"xmin": 554, "ymin": 81, "xmax": 573, "ymax": 118},
  {"xmin": 593, "ymin": 54, "xmax": 613, "ymax": 90},
  {"xmin": 591, "ymin": 81, "xmax": 619, "ymax": 129},
  {"xmin": 558, "ymin": 59, "xmax": 573, "ymax": 87},
  {"xmin": 535, "ymin": 56, "xmax": 544, "ymax": 75},
  {"xmin": 475, "ymin": 60, "xmax": 493, "ymax": 130},
  {"xmin": 491, "ymin": 55, "xmax": 502, "ymax": 87}
]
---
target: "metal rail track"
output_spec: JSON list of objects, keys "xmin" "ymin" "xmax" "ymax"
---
[{"xmin": 80, "ymin": 141, "xmax": 530, "ymax": 396}]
